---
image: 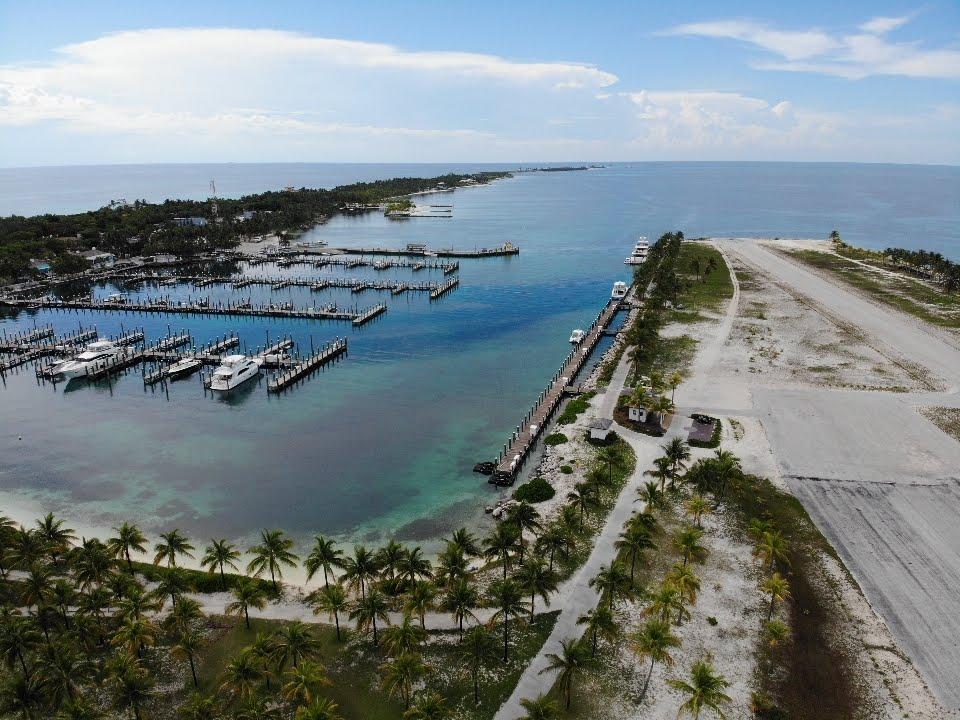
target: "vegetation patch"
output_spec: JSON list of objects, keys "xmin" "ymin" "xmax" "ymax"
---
[
  {"xmin": 557, "ymin": 393, "xmax": 595, "ymax": 425},
  {"xmin": 677, "ymin": 242, "xmax": 735, "ymax": 312},
  {"xmin": 545, "ymin": 432, "xmax": 569, "ymax": 446},
  {"xmin": 920, "ymin": 406, "xmax": 960, "ymax": 443},
  {"xmin": 514, "ymin": 476, "xmax": 557, "ymax": 503}
]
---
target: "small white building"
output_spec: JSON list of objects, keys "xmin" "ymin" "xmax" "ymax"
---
[
  {"xmin": 79, "ymin": 247, "xmax": 116, "ymax": 267},
  {"xmin": 151, "ymin": 254, "xmax": 179, "ymax": 265},
  {"xmin": 628, "ymin": 406, "xmax": 648, "ymax": 423},
  {"xmin": 172, "ymin": 216, "xmax": 208, "ymax": 227},
  {"xmin": 589, "ymin": 418, "xmax": 614, "ymax": 441}
]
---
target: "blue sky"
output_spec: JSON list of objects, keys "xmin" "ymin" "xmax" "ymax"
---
[{"xmin": 0, "ymin": 0, "xmax": 958, "ymax": 166}]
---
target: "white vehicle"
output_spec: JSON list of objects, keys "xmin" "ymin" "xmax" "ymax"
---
[
  {"xmin": 569, "ymin": 328, "xmax": 585, "ymax": 344},
  {"xmin": 611, "ymin": 281, "xmax": 628, "ymax": 300},
  {"xmin": 166, "ymin": 357, "xmax": 202, "ymax": 380},
  {"xmin": 56, "ymin": 340, "xmax": 125, "ymax": 379},
  {"xmin": 208, "ymin": 355, "xmax": 261, "ymax": 392},
  {"xmin": 624, "ymin": 236, "xmax": 649, "ymax": 265}
]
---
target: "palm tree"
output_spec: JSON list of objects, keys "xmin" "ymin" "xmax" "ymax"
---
[
  {"xmin": 663, "ymin": 437, "xmax": 691, "ymax": 481},
  {"xmin": 311, "ymin": 583, "xmax": 349, "ymax": 641},
  {"xmin": 200, "ymin": 539, "xmax": 241, "ymax": 588},
  {"xmin": 376, "ymin": 540, "xmax": 406, "ymax": 583},
  {"xmin": 541, "ymin": 638, "xmax": 590, "ymax": 710},
  {"xmin": 589, "ymin": 562, "xmax": 631, "ymax": 609},
  {"xmin": 666, "ymin": 564, "xmax": 701, "ymax": 607},
  {"xmin": 219, "ymin": 651, "xmax": 265, "ymax": 706},
  {"xmin": 72, "ymin": 538, "xmax": 114, "ymax": 591},
  {"xmin": 535, "ymin": 525, "xmax": 572, "ymax": 573},
  {"xmin": 20, "ymin": 563, "xmax": 51, "ymax": 613},
  {"xmin": 439, "ymin": 577, "xmax": 479, "ymax": 640},
  {"xmin": 340, "ymin": 546, "xmax": 380, "ymax": 600},
  {"xmin": 153, "ymin": 529, "xmax": 195, "ymax": 568},
  {"xmin": 282, "ymin": 659, "xmax": 331, "ymax": 707},
  {"xmin": 226, "ymin": 579, "xmax": 267, "ymax": 630},
  {"xmin": 648, "ymin": 396, "xmax": 674, "ymax": 429},
  {"xmin": 755, "ymin": 530, "xmax": 790, "ymax": 574},
  {"xmin": 615, "ymin": 523, "xmax": 655, "ymax": 582},
  {"xmin": 762, "ymin": 572, "xmax": 791, "ymax": 621},
  {"xmin": 247, "ymin": 529, "xmax": 299, "ymax": 592},
  {"xmin": 566, "ymin": 483, "xmax": 598, "ymax": 530},
  {"xmin": 295, "ymin": 698, "xmax": 343, "ymax": 720},
  {"xmin": 483, "ymin": 523, "xmax": 521, "ymax": 580},
  {"xmin": 274, "ymin": 620, "xmax": 322, "ymax": 671},
  {"xmin": 675, "ymin": 526, "xmax": 708, "ymax": 567},
  {"xmin": 576, "ymin": 605, "xmax": 617, "ymax": 658},
  {"xmin": 597, "ymin": 444, "xmax": 623, "ymax": 490},
  {"xmin": 36, "ymin": 641, "xmax": 91, "ymax": 705},
  {"xmin": 36, "ymin": 513, "xmax": 76, "ymax": 561},
  {"xmin": 637, "ymin": 481, "xmax": 665, "ymax": 512},
  {"xmin": 517, "ymin": 558, "xmax": 557, "ymax": 619},
  {"xmin": 350, "ymin": 588, "xmax": 390, "ymax": 647},
  {"xmin": 110, "ymin": 664, "xmax": 154, "ymax": 720},
  {"xmin": 632, "ymin": 618, "xmax": 680, "ymax": 701},
  {"xmin": 506, "ymin": 502, "xmax": 542, "ymax": 563},
  {"xmin": 381, "ymin": 652, "xmax": 429, "ymax": 710},
  {"xmin": 668, "ymin": 371, "xmax": 684, "ymax": 403},
  {"xmin": 488, "ymin": 578, "xmax": 526, "ymax": 662},
  {"xmin": 404, "ymin": 580, "xmax": 437, "ymax": 631},
  {"xmin": 57, "ymin": 697, "xmax": 103, "ymax": 720},
  {"xmin": 711, "ymin": 449, "xmax": 742, "ymax": 499},
  {"xmin": 646, "ymin": 582, "xmax": 688, "ymax": 625},
  {"xmin": 434, "ymin": 545, "xmax": 469, "ymax": 588},
  {"xmin": 247, "ymin": 631, "xmax": 278, "ymax": 691},
  {"xmin": 645, "ymin": 456, "xmax": 674, "ymax": 494},
  {"xmin": 519, "ymin": 694, "xmax": 559, "ymax": 720},
  {"xmin": 0, "ymin": 612, "xmax": 41, "ymax": 677},
  {"xmin": 111, "ymin": 616, "xmax": 156, "ymax": 658},
  {"xmin": 764, "ymin": 620, "xmax": 790, "ymax": 649},
  {"xmin": 396, "ymin": 547, "xmax": 433, "ymax": 588},
  {"xmin": 108, "ymin": 522, "xmax": 147, "ymax": 573},
  {"xmin": 449, "ymin": 528, "xmax": 481, "ymax": 558},
  {"xmin": 116, "ymin": 585, "xmax": 160, "ymax": 623},
  {"xmin": 172, "ymin": 626, "xmax": 203, "ymax": 688},
  {"xmin": 459, "ymin": 624, "xmax": 496, "ymax": 705},
  {"xmin": 9, "ymin": 528, "xmax": 44, "ymax": 570},
  {"xmin": 683, "ymin": 495, "xmax": 712, "ymax": 529},
  {"xmin": 382, "ymin": 613, "xmax": 427, "ymax": 657},
  {"xmin": 0, "ymin": 672, "xmax": 44, "ymax": 720},
  {"xmin": 403, "ymin": 692, "xmax": 448, "ymax": 720},
  {"xmin": 179, "ymin": 693, "xmax": 218, "ymax": 720},
  {"xmin": 305, "ymin": 535, "xmax": 343, "ymax": 589},
  {"xmin": 668, "ymin": 659, "xmax": 732, "ymax": 719},
  {"xmin": 154, "ymin": 567, "xmax": 190, "ymax": 610}
]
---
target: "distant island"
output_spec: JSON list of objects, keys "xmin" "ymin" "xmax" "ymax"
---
[
  {"xmin": 517, "ymin": 165, "xmax": 602, "ymax": 172},
  {"xmin": 0, "ymin": 172, "xmax": 511, "ymax": 284}
]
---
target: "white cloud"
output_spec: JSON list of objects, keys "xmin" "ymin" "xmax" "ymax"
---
[
  {"xmin": 665, "ymin": 15, "xmax": 960, "ymax": 79},
  {"xmin": 0, "ymin": 27, "xmax": 617, "ymax": 135}
]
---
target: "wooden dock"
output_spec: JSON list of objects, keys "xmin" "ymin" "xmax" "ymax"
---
[
  {"xmin": 430, "ymin": 277, "xmax": 459, "ymax": 300},
  {"xmin": 267, "ymin": 338, "xmax": 348, "ymax": 393},
  {"xmin": 490, "ymin": 295, "xmax": 625, "ymax": 485},
  {"xmin": 326, "ymin": 243, "xmax": 518, "ymax": 259},
  {"xmin": 353, "ymin": 303, "xmax": 387, "ymax": 326}
]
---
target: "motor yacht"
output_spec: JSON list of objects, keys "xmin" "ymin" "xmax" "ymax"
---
[
  {"xmin": 166, "ymin": 357, "xmax": 202, "ymax": 380},
  {"xmin": 56, "ymin": 340, "xmax": 125, "ymax": 379},
  {"xmin": 208, "ymin": 355, "xmax": 261, "ymax": 392},
  {"xmin": 569, "ymin": 328, "xmax": 585, "ymax": 344},
  {"xmin": 611, "ymin": 281, "xmax": 628, "ymax": 300},
  {"xmin": 624, "ymin": 236, "xmax": 649, "ymax": 265}
]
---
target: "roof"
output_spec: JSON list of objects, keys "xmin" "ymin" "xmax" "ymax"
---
[{"xmin": 590, "ymin": 418, "xmax": 613, "ymax": 430}]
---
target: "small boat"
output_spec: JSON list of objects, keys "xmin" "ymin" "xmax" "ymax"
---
[
  {"xmin": 569, "ymin": 329, "xmax": 585, "ymax": 344},
  {"xmin": 624, "ymin": 236, "xmax": 649, "ymax": 265},
  {"xmin": 611, "ymin": 281, "xmax": 628, "ymax": 300},
  {"xmin": 56, "ymin": 340, "xmax": 125, "ymax": 379},
  {"xmin": 104, "ymin": 293, "xmax": 127, "ymax": 304},
  {"xmin": 208, "ymin": 355, "xmax": 261, "ymax": 392},
  {"xmin": 166, "ymin": 357, "xmax": 202, "ymax": 380}
]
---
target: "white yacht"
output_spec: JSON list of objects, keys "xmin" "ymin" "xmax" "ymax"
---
[
  {"xmin": 208, "ymin": 355, "xmax": 261, "ymax": 392},
  {"xmin": 56, "ymin": 340, "xmax": 125, "ymax": 379},
  {"xmin": 624, "ymin": 236, "xmax": 650, "ymax": 265},
  {"xmin": 569, "ymin": 328, "xmax": 585, "ymax": 344},
  {"xmin": 611, "ymin": 281, "xmax": 628, "ymax": 300}
]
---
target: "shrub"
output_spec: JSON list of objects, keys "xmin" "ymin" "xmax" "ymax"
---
[
  {"xmin": 707, "ymin": 616, "xmax": 718, "ymax": 626},
  {"xmin": 131, "ymin": 561, "xmax": 277, "ymax": 597},
  {"xmin": 557, "ymin": 392, "xmax": 595, "ymax": 425},
  {"xmin": 544, "ymin": 432, "xmax": 568, "ymax": 446},
  {"xmin": 513, "ymin": 476, "xmax": 555, "ymax": 503},
  {"xmin": 560, "ymin": 465, "xmax": 573, "ymax": 474}
]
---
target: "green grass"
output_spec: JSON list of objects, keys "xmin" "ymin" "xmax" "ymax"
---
[
  {"xmin": 632, "ymin": 334, "xmax": 698, "ymax": 382},
  {"xmin": 131, "ymin": 561, "xmax": 279, "ymax": 597},
  {"xmin": 557, "ymin": 392, "xmax": 595, "ymax": 425},
  {"xmin": 787, "ymin": 249, "xmax": 960, "ymax": 329},
  {"xmin": 545, "ymin": 432, "xmax": 568, "ymax": 446},
  {"xmin": 676, "ymin": 242, "xmax": 734, "ymax": 312},
  {"xmin": 192, "ymin": 612, "xmax": 560, "ymax": 720}
]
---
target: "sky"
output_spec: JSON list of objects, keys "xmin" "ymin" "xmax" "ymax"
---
[{"xmin": 0, "ymin": 0, "xmax": 958, "ymax": 167}]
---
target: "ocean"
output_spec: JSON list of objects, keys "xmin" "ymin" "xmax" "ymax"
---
[{"xmin": 1, "ymin": 162, "xmax": 957, "ymax": 554}]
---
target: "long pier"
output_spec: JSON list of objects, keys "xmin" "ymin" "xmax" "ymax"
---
[
  {"xmin": 6, "ymin": 297, "xmax": 379, "ymax": 323},
  {"xmin": 267, "ymin": 338, "xmax": 348, "ymax": 393},
  {"xmin": 160, "ymin": 274, "xmax": 457, "ymax": 295},
  {"xmin": 324, "ymin": 243, "xmax": 518, "ymax": 259},
  {"xmin": 430, "ymin": 277, "xmax": 460, "ymax": 300},
  {"xmin": 490, "ymin": 294, "xmax": 626, "ymax": 485},
  {"xmin": 352, "ymin": 303, "xmax": 387, "ymax": 326}
]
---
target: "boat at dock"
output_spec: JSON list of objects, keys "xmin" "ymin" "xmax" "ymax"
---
[
  {"xmin": 208, "ymin": 355, "xmax": 262, "ymax": 392},
  {"xmin": 166, "ymin": 357, "xmax": 202, "ymax": 380},
  {"xmin": 55, "ymin": 340, "xmax": 126, "ymax": 379},
  {"xmin": 569, "ymin": 328, "xmax": 585, "ymax": 344},
  {"xmin": 624, "ymin": 236, "xmax": 649, "ymax": 265},
  {"xmin": 611, "ymin": 281, "xmax": 628, "ymax": 300}
]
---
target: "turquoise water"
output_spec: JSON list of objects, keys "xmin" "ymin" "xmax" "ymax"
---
[{"xmin": 1, "ymin": 163, "xmax": 958, "ymax": 551}]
